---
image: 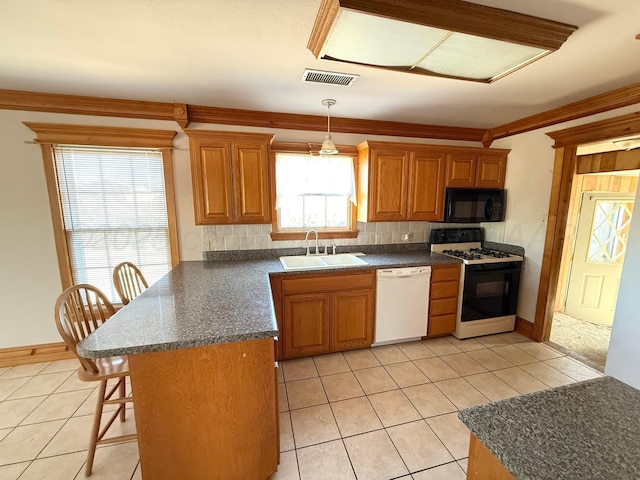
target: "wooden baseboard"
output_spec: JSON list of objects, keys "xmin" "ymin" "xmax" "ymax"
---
[
  {"xmin": 515, "ymin": 316, "xmax": 534, "ymax": 339},
  {"xmin": 0, "ymin": 342, "xmax": 75, "ymax": 368}
]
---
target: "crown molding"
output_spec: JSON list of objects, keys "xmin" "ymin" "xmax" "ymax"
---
[
  {"xmin": 546, "ymin": 111, "xmax": 640, "ymax": 148},
  {"xmin": 483, "ymin": 82, "xmax": 640, "ymax": 146},
  {"xmin": 3, "ymin": 83, "xmax": 640, "ymax": 146}
]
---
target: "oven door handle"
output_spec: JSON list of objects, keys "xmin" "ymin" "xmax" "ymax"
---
[{"xmin": 466, "ymin": 267, "xmax": 522, "ymax": 274}]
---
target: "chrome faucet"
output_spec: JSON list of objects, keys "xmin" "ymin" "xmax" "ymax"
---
[{"xmin": 304, "ymin": 229, "xmax": 319, "ymax": 256}]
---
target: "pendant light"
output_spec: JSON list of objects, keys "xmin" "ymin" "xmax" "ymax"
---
[{"xmin": 319, "ymin": 98, "xmax": 338, "ymax": 155}]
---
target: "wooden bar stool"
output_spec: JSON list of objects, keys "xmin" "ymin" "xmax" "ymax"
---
[
  {"xmin": 54, "ymin": 284, "xmax": 136, "ymax": 476},
  {"xmin": 113, "ymin": 262, "xmax": 149, "ymax": 305}
]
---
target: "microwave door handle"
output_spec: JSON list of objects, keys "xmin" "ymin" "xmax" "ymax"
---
[
  {"xmin": 485, "ymin": 198, "xmax": 494, "ymax": 221},
  {"xmin": 504, "ymin": 280, "xmax": 509, "ymax": 295},
  {"xmin": 447, "ymin": 200, "xmax": 453, "ymax": 221}
]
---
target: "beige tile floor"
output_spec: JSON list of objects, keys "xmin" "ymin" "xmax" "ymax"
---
[{"xmin": 0, "ymin": 333, "xmax": 602, "ymax": 480}]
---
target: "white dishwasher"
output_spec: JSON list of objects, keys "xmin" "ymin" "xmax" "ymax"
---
[{"xmin": 374, "ymin": 266, "xmax": 431, "ymax": 346}]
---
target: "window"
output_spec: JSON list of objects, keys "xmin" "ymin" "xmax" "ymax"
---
[
  {"xmin": 273, "ymin": 152, "xmax": 357, "ymax": 237},
  {"xmin": 25, "ymin": 123, "xmax": 178, "ymax": 303},
  {"xmin": 587, "ymin": 199, "xmax": 634, "ymax": 264}
]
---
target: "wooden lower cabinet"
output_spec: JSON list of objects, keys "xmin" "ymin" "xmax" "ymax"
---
[
  {"xmin": 427, "ymin": 263, "xmax": 461, "ymax": 337},
  {"xmin": 272, "ymin": 271, "xmax": 376, "ymax": 360},
  {"xmin": 330, "ymin": 289, "xmax": 375, "ymax": 351},
  {"xmin": 129, "ymin": 338, "xmax": 278, "ymax": 480},
  {"xmin": 467, "ymin": 433, "xmax": 515, "ymax": 480},
  {"xmin": 283, "ymin": 294, "xmax": 330, "ymax": 358}
]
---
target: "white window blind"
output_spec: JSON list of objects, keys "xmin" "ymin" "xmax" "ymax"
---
[
  {"xmin": 53, "ymin": 145, "xmax": 171, "ymax": 302},
  {"xmin": 275, "ymin": 153, "xmax": 356, "ymax": 230}
]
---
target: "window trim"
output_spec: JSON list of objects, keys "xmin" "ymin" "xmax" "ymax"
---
[
  {"xmin": 24, "ymin": 122, "xmax": 179, "ymax": 291},
  {"xmin": 269, "ymin": 142, "xmax": 359, "ymax": 240}
]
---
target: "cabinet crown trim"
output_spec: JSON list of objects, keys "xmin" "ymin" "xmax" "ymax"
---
[
  {"xmin": 184, "ymin": 129, "xmax": 275, "ymax": 143},
  {"xmin": 357, "ymin": 140, "xmax": 510, "ymax": 155}
]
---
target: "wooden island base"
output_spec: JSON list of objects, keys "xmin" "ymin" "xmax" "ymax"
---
[
  {"xmin": 467, "ymin": 433, "xmax": 515, "ymax": 480},
  {"xmin": 128, "ymin": 337, "xmax": 278, "ymax": 480}
]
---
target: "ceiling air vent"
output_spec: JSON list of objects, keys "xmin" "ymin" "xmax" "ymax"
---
[{"xmin": 302, "ymin": 69, "xmax": 358, "ymax": 87}]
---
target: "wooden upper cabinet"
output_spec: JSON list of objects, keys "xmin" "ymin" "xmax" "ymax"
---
[
  {"xmin": 408, "ymin": 150, "xmax": 446, "ymax": 221},
  {"xmin": 446, "ymin": 152, "xmax": 477, "ymax": 188},
  {"xmin": 446, "ymin": 151, "xmax": 508, "ymax": 189},
  {"xmin": 369, "ymin": 148, "xmax": 409, "ymax": 221},
  {"xmin": 476, "ymin": 153, "xmax": 507, "ymax": 188},
  {"xmin": 198, "ymin": 143, "xmax": 233, "ymax": 223},
  {"xmin": 357, "ymin": 141, "xmax": 447, "ymax": 222},
  {"xmin": 232, "ymin": 141, "xmax": 270, "ymax": 223},
  {"xmin": 186, "ymin": 130, "xmax": 274, "ymax": 225}
]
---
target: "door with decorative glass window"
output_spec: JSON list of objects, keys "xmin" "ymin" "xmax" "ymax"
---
[{"xmin": 565, "ymin": 193, "xmax": 634, "ymax": 325}]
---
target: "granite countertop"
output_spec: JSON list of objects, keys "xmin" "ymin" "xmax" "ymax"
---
[
  {"xmin": 77, "ymin": 251, "xmax": 460, "ymax": 358},
  {"xmin": 459, "ymin": 376, "xmax": 640, "ymax": 480}
]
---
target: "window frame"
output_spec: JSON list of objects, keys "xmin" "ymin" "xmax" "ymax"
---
[
  {"xmin": 269, "ymin": 142, "xmax": 359, "ymax": 240},
  {"xmin": 24, "ymin": 122, "xmax": 179, "ymax": 292}
]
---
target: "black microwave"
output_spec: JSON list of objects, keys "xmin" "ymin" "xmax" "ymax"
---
[{"xmin": 444, "ymin": 188, "xmax": 505, "ymax": 223}]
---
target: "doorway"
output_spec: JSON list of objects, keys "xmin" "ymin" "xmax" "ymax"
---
[{"xmin": 550, "ymin": 173, "xmax": 638, "ymax": 371}]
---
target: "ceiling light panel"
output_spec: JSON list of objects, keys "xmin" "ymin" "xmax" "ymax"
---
[
  {"xmin": 308, "ymin": 0, "xmax": 577, "ymax": 83},
  {"xmin": 417, "ymin": 33, "xmax": 549, "ymax": 81}
]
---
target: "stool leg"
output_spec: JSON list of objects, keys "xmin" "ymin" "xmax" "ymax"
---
[
  {"xmin": 86, "ymin": 379, "xmax": 107, "ymax": 477},
  {"xmin": 119, "ymin": 378, "xmax": 126, "ymax": 422}
]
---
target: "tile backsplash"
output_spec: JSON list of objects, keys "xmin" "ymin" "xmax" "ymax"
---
[{"xmin": 202, "ymin": 221, "xmax": 506, "ymax": 251}]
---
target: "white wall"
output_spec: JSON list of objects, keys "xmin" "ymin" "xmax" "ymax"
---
[
  {"xmin": 605, "ymin": 183, "xmax": 640, "ymax": 389},
  {"xmin": 489, "ymin": 131, "xmax": 556, "ymax": 321},
  {"xmin": 0, "ymin": 110, "xmax": 201, "ymax": 348}
]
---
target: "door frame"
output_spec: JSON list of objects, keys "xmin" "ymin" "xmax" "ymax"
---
[{"xmin": 532, "ymin": 111, "xmax": 640, "ymax": 341}]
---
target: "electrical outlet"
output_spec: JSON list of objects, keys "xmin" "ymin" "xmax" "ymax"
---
[{"xmin": 403, "ymin": 232, "xmax": 414, "ymax": 242}]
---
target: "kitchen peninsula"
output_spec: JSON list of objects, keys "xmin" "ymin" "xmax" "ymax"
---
[
  {"xmin": 459, "ymin": 376, "xmax": 640, "ymax": 479},
  {"xmin": 76, "ymin": 251, "xmax": 460, "ymax": 479}
]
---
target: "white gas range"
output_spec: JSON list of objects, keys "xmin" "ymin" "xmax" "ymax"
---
[{"xmin": 430, "ymin": 228, "xmax": 523, "ymax": 339}]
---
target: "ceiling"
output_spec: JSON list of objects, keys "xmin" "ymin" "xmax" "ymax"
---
[{"xmin": 1, "ymin": 0, "xmax": 639, "ymax": 130}]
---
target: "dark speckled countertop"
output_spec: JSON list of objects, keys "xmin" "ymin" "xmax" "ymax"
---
[
  {"xmin": 459, "ymin": 376, "xmax": 640, "ymax": 480},
  {"xmin": 77, "ymin": 252, "xmax": 460, "ymax": 358}
]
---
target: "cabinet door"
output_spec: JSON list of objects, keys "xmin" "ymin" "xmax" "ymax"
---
[
  {"xmin": 476, "ymin": 153, "xmax": 507, "ymax": 188},
  {"xmin": 368, "ymin": 149, "xmax": 409, "ymax": 221},
  {"xmin": 330, "ymin": 289, "xmax": 374, "ymax": 352},
  {"xmin": 191, "ymin": 142, "xmax": 233, "ymax": 224},
  {"xmin": 408, "ymin": 150, "xmax": 446, "ymax": 221},
  {"xmin": 283, "ymin": 294, "xmax": 330, "ymax": 358},
  {"xmin": 232, "ymin": 141, "xmax": 271, "ymax": 223},
  {"xmin": 446, "ymin": 153, "xmax": 476, "ymax": 188}
]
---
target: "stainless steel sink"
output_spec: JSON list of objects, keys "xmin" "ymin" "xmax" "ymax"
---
[{"xmin": 279, "ymin": 254, "xmax": 368, "ymax": 271}]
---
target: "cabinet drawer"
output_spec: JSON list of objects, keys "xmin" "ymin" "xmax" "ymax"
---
[
  {"xmin": 428, "ymin": 314, "xmax": 456, "ymax": 336},
  {"xmin": 281, "ymin": 272, "xmax": 375, "ymax": 295},
  {"xmin": 431, "ymin": 280, "xmax": 460, "ymax": 300},
  {"xmin": 431, "ymin": 264, "xmax": 460, "ymax": 282},
  {"xmin": 430, "ymin": 297, "xmax": 458, "ymax": 316}
]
